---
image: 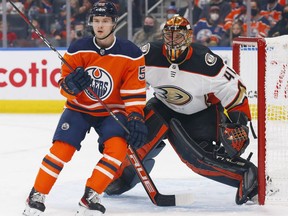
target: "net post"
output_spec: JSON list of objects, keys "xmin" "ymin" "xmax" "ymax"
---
[{"xmin": 257, "ymin": 38, "xmax": 267, "ymax": 205}]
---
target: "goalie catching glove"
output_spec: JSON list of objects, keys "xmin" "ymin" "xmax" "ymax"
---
[
  {"xmin": 61, "ymin": 67, "xmax": 92, "ymax": 95},
  {"xmin": 219, "ymin": 111, "xmax": 250, "ymax": 158},
  {"xmin": 126, "ymin": 112, "xmax": 148, "ymax": 148}
]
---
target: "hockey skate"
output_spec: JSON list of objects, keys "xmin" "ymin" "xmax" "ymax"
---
[
  {"xmin": 23, "ymin": 187, "xmax": 46, "ymax": 216},
  {"xmin": 75, "ymin": 187, "xmax": 106, "ymax": 216}
]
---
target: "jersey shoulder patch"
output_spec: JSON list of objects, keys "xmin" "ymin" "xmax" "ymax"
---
[
  {"xmin": 140, "ymin": 43, "xmax": 150, "ymax": 55},
  {"xmin": 204, "ymin": 53, "xmax": 217, "ymax": 66}
]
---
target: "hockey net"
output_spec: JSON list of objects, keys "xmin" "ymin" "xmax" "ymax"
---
[{"xmin": 232, "ymin": 36, "xmax": 288, "ymax": 205}]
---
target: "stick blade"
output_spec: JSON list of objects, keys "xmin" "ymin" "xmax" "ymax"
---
[
  {"xmin": 154, "ymin": 194, "xmax": 176, "ymax": 206},
  {"xmin": 154, "ymin": 193, "xmax": 193, "ymax": 206}
]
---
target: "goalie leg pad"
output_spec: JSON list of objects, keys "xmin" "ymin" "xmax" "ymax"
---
[{"xmin": 168, "ymin": 118, "xmax": 257, "ymax": 193}]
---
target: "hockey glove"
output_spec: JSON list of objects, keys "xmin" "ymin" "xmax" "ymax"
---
[
  {"xmin": 126, "ymin": 112, "xmax": 148, "ymax": 149},
  {"xmin": 219, "ymin": 111, "xmax": 250, "ymax": 158},
  {"xmin": 61, "ymin": 67, "xmax": 92, "ymax": 95},
  {"xmin": 219, "ymin": 123, "xmax": 249, "ymax": 158}
]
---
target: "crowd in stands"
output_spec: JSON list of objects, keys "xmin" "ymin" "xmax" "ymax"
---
[{"xmin": 1, "ymin": 0, "xmax": 288, "ymax": 48}]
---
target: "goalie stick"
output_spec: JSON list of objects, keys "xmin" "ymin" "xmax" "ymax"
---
[{"xmin": 8, "ymin": 0, "xmax": 193, "ymax": 206}]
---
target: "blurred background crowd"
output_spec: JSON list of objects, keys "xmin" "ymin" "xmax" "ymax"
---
[{"xmin": 0, "ymin": 0, "xmax": 288, "ymax": 48}]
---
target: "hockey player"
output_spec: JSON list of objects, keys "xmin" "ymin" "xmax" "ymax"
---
[
  {"xmin": 23, "ymin": 2, "xmax": 147, "ymax": 216},
  {"xmin": 105, "ymin": 15, "xmax": 258, "ymax": 205}
]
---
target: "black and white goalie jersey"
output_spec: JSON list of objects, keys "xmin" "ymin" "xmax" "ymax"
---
[{"xmin": 141, "ymin": 41, "xmax": 249, "ymax": 115}]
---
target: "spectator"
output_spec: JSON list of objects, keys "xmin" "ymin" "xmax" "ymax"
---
[
  {"xmin": 229, "ymin": 0, "xmax": 244, "ymax": 10},
  {"xmin": 178, "ymin": 1, "xmax": 202, "ymax": 25},
  {"xmin": 242, "ymin": 0, "xmax": 271, "ymax": 37},
  {"xmin": 219, "ymin": 20, "xmax": 244, "ymax": 46},
  {"xmin": 29, "ymin": 19, "xmax": 46, "ymax": 47},
  {"xmin": 70, "ymin": 21, "xmax": 89, "ymax": 43},
  {"xmin": 279, "ymin": 0, "xmax": 287, "ymax": 6},
  {"xmin": 56, "ymin": 4, "xmax": 73, "ymax": 36},
  {"xmin": 71, "ymin": 0, "xmax": 92, "ymax": 23},
  {"xmin": 166, "ymin": 2, "xmax": 178, "ymax": 20},
  {"xmin": 159, "ymin": 2, "xmax": 179, "ymax": 30},
  {"xmin": 193, "ymin": 5, "xmax": 226, "ymax": 46},
  {"xmin": 132, "ymin": 14, "xmax": 161, "ymax": 47},
  {"xmin": 40, "ymin": 0, "xmax": 53, "ymax": 13},
  {"xmin": 47, "ymin": 22, "xmax": 67, "ymax": 47},
  {"xmin": 223, "ymin": 2, "xmax": 246, "ymax": 31},
  {"xmin": 268, "ymin": 4, "xmax": 288, "ymax": 37},
  {"xmin": 0, "ymin": 20, "xmax": 17, "ymax": 47},
  {"xmin": 199, "ymin": 0, "xmax": 231, "ymax": 24},
  {"xmin": 224, "ymin": 0, "xmax": 271, "ymax": 37},
  {"xmin": 260, "ymin": 0, "xmax": 284, "ymax": 27},
  {"xmin": 0, "ymin": 0, "xmax": 25, "ymax": 14},
  {"xmin": 25, "ymin": 0, "xmax": 53, "ymax": 15}
]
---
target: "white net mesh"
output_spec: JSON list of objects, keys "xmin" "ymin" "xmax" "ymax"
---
[
  {"xmin": 234, "ymin": 35, "xmax": 288, "ymax": 204},
  {"xmin": 264, "ymin": 36, "xmax": 288, "ymax": 203}
]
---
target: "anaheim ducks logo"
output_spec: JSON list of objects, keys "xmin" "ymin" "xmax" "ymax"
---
[
  {"xmin": 84, "ymin": 67, "xmax": 113, "ymax": 101},
  {"xmin": 156, "ymin": 86, "xmax": 192, "ymax": 105}
]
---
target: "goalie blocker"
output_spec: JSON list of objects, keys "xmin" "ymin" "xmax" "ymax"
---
[{"xmin": 105, "ymin": 98, "xmax": 258, "ymax": 205}]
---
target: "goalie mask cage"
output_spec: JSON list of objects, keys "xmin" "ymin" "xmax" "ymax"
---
[{"xmin": 232, "ymin": 36, "xmax": 288, "ymax": 205}]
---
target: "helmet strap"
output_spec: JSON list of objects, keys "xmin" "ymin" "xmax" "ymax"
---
[{"xmin": 95, "ymin": 23, "xmax": 117, "ymax": 40}]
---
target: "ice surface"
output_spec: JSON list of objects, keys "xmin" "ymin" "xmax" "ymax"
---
[{"xmin": 1, "ymin": 114, "xmax": 287, "ymax": 216}]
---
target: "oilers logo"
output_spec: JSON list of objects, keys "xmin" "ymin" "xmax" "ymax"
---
[{"xmin": 84, "ymin": 67, "xmax": 113, "ymax": 101}]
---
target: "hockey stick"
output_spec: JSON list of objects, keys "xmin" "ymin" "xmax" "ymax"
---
[{"xmin": 8, "ymin": 0, "xmax": 193, "ymax": 206}]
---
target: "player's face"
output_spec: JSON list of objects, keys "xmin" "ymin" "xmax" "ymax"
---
[{"xmin": 91, "ymin": 16, "xmax": 115, "ymax": 38}]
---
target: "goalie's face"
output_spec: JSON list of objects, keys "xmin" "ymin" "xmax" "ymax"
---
[{"xmin": 162, "ymin": 16, "xmax": 193, "ymax": 61}]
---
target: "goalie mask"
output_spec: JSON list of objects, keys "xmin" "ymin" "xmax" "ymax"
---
[
  {"xmin": 162, "ymin": 15, "xmax": 193, "ymax": 62},
  {"xmin": 88, "ymin": 2, "xmax": 118, "ymax": 39}
]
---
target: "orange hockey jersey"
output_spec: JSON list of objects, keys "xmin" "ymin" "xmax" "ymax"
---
[{"xmin": 59, "ymin": 36, "xmax": 146, "ymax": 117}]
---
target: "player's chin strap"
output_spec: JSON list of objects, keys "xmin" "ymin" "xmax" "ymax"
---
[
  {"xmin": 94, "ymin": 23, "xmax": 117, "ymax": 41},
  {"xmin": 96, "ymin": 28, "xmax": 115, "ymax": 40}
]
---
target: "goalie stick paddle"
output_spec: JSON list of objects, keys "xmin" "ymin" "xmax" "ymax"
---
[{"xmin": 7, "ymin": 0, "xmax": 193, "ymax": 206}]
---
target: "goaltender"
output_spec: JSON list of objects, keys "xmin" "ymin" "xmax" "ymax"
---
[{"xmin": 106, "ymin": 15, "xmax": 259, "ymax": 205}]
